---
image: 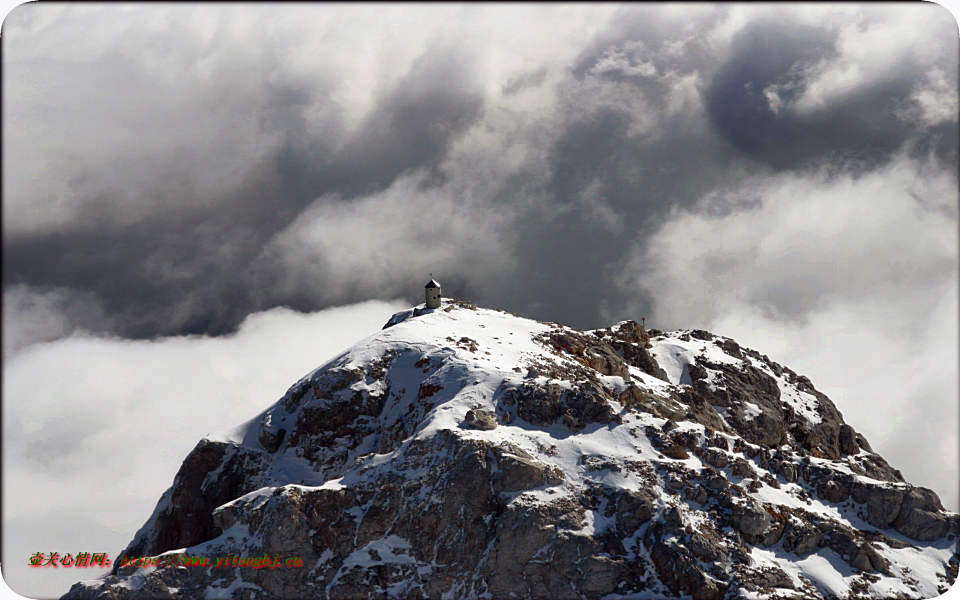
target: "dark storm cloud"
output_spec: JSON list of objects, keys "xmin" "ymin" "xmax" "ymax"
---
[
  {"xmin": 318, "ymin": 48, "xmax": 485, "ymax": 196},
  {"xmin": 4, "ymin": 26, "xmax": 484, "ymax": 338},
  {"xmin": 703, "ymin": 15, "xmax": 957, "ymax": 170},
  {"xmin": 3, "ymin": 4, "xmax": 957, "ymax": 338}
]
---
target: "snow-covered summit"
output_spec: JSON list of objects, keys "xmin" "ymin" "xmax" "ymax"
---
[{"xmin": 65, "ymin": 299, "xmax": 958, "ymax": 600}]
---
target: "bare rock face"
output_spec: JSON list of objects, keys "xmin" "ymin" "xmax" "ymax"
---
[
  {"xmin": 64, "ymin": 302, "xmax": 958, "ymax": 600},
  {"xmin": 891, "ymin": 487, "xmax": 952, "ymax": 541},
  {"xmin": 118, "ymin": 438, "xmax": 268, "ymax": 564},
  {"xmin": 689, "ymin": 360, "xmax": 787, "ymax": 448},
  {"xmin": 500, "ymin": 381, "xmax": 620, "ymax": 432}
]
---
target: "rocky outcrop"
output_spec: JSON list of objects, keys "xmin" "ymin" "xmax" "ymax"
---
[
  {"xmin": 499, "ymin": 381, "xmax": 620, "ymax": 432},
  {"xmin": 689, "ymin": 359, "xmax": 787, "ymax": 448},
  {"xmin": 534, "ymin": 320, "xmax": 668, "ymax": 382},
  {"xmin": 116, "ymin": 439, "xmax": 267, "ymax": 567}
]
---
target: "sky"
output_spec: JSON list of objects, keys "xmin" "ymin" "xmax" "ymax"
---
[{"xmin": 2, "ymin": 3, "xmax": 958, "ymax": 598}]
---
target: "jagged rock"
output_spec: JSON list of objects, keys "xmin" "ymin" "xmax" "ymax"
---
[
  {"xmin": 672, "ymin": 387, "xmax": 730, "ymax": 432},
  {"xmin": 257, "ymin": 416, "xmax": 286, "ymax": 453},
  {"xmin": 503, "ymin": 382, "xmax": 563, "ymax": 426},
  {"xmin": 778, "ymin": 461, "xmax": 799, "ymax": 483},
  {"xmin": 853, "ymin": 483, "xmax": 905, "ymax": 528},
  {"xmin": 847, "ymin": 452, "xmax": 904, "ymax": 482},
  {"xmin": 115, "ymin": 438, "xmax": 264, "ymax": 563},
  {"xmin": 891, "ymin": 487, "xmax": 952, "ymax": 541},
  {"xmin": 690, "ymin": 361, "xmax": 786, "ymax": 447},
  {"xmin": 604, "ymin": 321, "xmax": 670, "ymax": 380},
  {"xmin": 818, "ymin": 520, "xmax": 861, "ymax": 563},
  {"xmin": 584, "ymin": 344, "xmax": 631, "ymax": 380},
  {"xmin": 502, "ymin": 381, "xmax": 617, "ymax": 431},
  {"xmin": 702, "ymin": 447, "xmax": 729, "ymax": 469},
  {"xmin": 839, "ymin": 424, "xmax": 860, "ymax": 455},
  {"xmin": 464, "ymin": 409, "xmax": 497, "ymax": 430},
  {"xmin": 538, "ymin": 329, "xmax": 631, "ymax": 380},
  {"xmin": 761, "ymin": 523, "xmax": 785, "ymax": 546},
  {"xmin": 782, "ymin": 522, "xmax": 823, "ymax": 556}
]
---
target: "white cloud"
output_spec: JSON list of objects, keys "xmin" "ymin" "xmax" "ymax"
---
[
  {"xmin": 591, "ymin": 43, "xmax": 658, "ymax": 78},
  {"xmin": 900, "ymin": 67, "xmax": 960, "ymax": 128},
  {"xmin": 771, "ymin": 5, "xmax": 956, "ymax": 117},
  {"xmin": 262, "ymin": 171, "xmax": 517, "ymax": 306},
  {"xmin": 2, "ymin": 300, "xmax": 405, "ymax": 598}
]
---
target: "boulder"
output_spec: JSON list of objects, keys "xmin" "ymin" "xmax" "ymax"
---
[
  {"xmin": 839, "ymin": 424, "xmax": 860, "ymax": 455},
  {"xmin": 489, "ymin": 446, "xmax": 561, "ymax": 493},
  {"xmin": 749, "ymin": 566, "xmax": 794, "ymax": 589},
  {"xmin": 732, "ymin": 501, "xmax": 773, "ymax": 537},
  {"xmin": 688, "ymin": 531, "xmax": 728, "ymax": 563},
  {"xmin": 850, "ymin": 543, "xmax": 891, "ymax": 574},
  {"xmin": 761, "ymin": 523, "xmax": 785, "ymax": 547},
  {"xmin": 465, "ymin": 409, "xmax": 498, "ymax": 430},
  {"xmin": 702, "ymin": 447, "xmax": 729, "ymax": 469},
  {"xmin": 818, "ymin": 521, "xmax": 861, "ymax": 565},
  {"xmin": 721, "ymin": 338, "xmax": 743, "ymax": 359},
  {"xmin": 615, "ymin": 488, "xmax": 658, "ymax": 535},
  {"xmin": 892, "ymin": 487, "xmax": 951, "ymax": 541}
]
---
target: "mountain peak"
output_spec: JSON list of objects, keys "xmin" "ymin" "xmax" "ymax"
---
[{"xmin": 65, "ymin": 299, "xmax": 958, "ymax": 600}]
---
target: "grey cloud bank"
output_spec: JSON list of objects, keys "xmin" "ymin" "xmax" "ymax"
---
[{"xmin": 2, "ymin": 3, "xmax": 958, "ymax": 596}]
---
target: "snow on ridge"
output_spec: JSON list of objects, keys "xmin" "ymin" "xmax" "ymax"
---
[{"xmin": 649, "ymin": 329, "xmax": 827, "ymax": 428}]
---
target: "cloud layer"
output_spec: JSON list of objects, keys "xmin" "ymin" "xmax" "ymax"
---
[{"xmin": 5, "ymin": 4, "xmax": 956, "ymax": 335}]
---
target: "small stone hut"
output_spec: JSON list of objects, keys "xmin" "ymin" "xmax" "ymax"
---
[{"xmin": 425, "ymin": 278, "xmax": 442, "ymax": 309}]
